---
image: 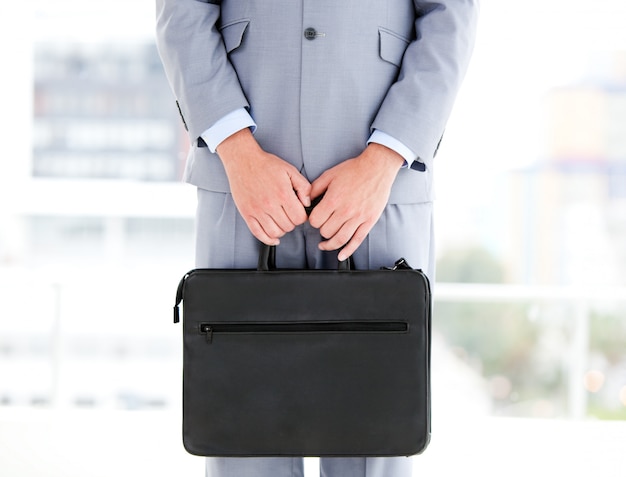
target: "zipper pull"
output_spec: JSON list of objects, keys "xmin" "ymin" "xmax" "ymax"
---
[
  {"xmin": 200, "ymin": 324, "xmax": 213, "ymax": 344},
  {"xmin": 380, "ymin": 258, "xmax": 413, "ymax": 271},
  {"xmin": 173, "ymin": 272, "xmax": 189, "ymax": 324},
  {"xmin": 393, "ymin": 258, "xmax": 412, "ymax": 270}
]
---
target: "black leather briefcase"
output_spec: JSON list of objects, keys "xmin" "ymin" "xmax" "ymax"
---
[{"xmin": 173, "ymin": 246, "xmax": 431, "ymax": 457}]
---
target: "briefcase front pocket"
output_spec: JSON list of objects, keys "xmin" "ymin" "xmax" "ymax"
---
[{"xmin": 197, "ymin": 320, "xmax": 409, "ymax": 343}]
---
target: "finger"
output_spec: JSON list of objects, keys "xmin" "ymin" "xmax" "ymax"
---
[
  {"xmin": 289, "ymin": 171, "xmax": 312, "ymax": 208},
  {"xmin": 246, "ymin": 217, "xmax": 280, "ymax": 246},
  {"xmin": 272, "ymin": 207, "xmax": 298, "ymax": 234},
  {"xmin": 250, "ymin": 194, "xmax": 297, "ymax": 236},
  {"xmin": 310, "ymin": 172, "xmax": 331, "ymax": 201},
  {"xmin": 337, "ymin": 224, "xmax": 370, "ymax": 261},
  {"xmin": 282, "ymin": 195, "xmax": 308, "ymax": 227},
  {"xmin": 318, "ymin": 211, "xmax": 344, "ymax": 240},
  {"xmin": 318, "ymin": 219, "xmax": 358, "ymax": 252},
  {"xmin": 258, "ymin": 211, "xmax": 291, "ymax": 239},
  {"xmin": 308, "ymin": 195, "xmax": 335, "ymax": 229}
]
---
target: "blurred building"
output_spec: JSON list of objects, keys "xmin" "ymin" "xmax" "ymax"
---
[
  {"xmin": 33, "ymin": 42, "xmax": 186, "ymax": 182},
  {"xmin": 0, "ymin": 39, "xmax": 196, "ymax": 409},
  {"xmin": 1, "ymin": 41, "xmax": 196, "ymax": 272},
  {"xmin": 510, "ymin": 52, "xmax": 626, "ymax": 286}
]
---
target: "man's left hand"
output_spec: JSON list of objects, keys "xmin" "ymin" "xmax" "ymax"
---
[{"xmin": 309, "ymin": 143, "xmax": 405, "ymax": 261}]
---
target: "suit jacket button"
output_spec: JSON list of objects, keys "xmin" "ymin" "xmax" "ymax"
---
[{"xmin": 304, "ymin": 27, "xmax": 317, "ymax": 40}]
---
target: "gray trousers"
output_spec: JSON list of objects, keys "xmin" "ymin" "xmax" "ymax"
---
[{"xmin": 195, "ymin": 188, "xmax": 434, "ymax": 477}]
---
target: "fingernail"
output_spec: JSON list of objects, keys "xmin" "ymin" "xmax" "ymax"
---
[{"xmin": 303, "ymin": 196, "xmax": 311, "ymax": 207}]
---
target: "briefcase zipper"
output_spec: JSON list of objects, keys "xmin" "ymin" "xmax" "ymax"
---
[
  {"xmin": 198, "ymin": 321, "xmax": 408, "ymax": 344},
  {"xmin": 173, "ymin": 272, "xmax": 189, "ymax": 324},
  {"xmin": 173, "ymin": 258, "xmax": 421, "ymax": 324}
]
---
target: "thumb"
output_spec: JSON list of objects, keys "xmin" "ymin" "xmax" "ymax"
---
[
  {"xmin": 290, "ymin": 171, "xmax": 312, "ymax": 207},
  {"xmin": 310, "ymin": 172, "xmax": 331, "ymax": 201}
]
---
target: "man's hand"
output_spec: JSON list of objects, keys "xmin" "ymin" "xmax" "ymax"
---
[
  {"xmin": 309, "ymin": 143, "xmax": 404, "ymax": 261},
  {"xmin": 217, "ymin": 129, "xmax": 312, "ymax": 245}
]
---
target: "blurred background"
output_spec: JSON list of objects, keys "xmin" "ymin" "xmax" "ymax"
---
[{"xmin": 0, "ymin": 0, "xmax": 625, "ymax": 475}]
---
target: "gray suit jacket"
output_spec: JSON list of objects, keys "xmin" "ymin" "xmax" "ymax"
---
[{"xmin": 156, "ymin": 0, "xmax": 478, "ymax": 204}]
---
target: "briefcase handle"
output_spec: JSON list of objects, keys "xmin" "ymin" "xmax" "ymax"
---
[
  {"xmin": 256, "ymin": 195, "xmax": 352, "ymax": 272},
  {"xmin": 257, "ymin": 243, "xmax": 352, "ymax": 271}
]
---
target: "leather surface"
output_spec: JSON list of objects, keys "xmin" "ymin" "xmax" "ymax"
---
[{"xmin": 178, "ymin": 266, "xmax": 431, "ymax": 457}]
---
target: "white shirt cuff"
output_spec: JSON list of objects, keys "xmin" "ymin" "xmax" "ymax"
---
[
  {"xmin": 368, "ymin": 130, "xmax": 422, "ymax": 170},
  {"xmin": 200, "ymin": 109, "xmax": 257, "ymax": 153}
]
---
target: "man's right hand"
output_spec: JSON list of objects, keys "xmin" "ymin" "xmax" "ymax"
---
[{"xmin": 216, "ymin": 128, "xmax": 312, "ymax": 245}]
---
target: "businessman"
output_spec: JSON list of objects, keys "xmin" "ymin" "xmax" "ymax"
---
[{"xmin": 157, "ymin": 0, "xmax": 478, "ymax": 475}]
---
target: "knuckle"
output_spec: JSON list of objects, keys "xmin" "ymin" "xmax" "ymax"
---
[
  {"xmin": 353, "ymin": 229, "xmax": 368, "ymax": 243},
  {"xmin": 319, "ymin": 225, "xmax": 335, "ymax": 240},
  {"xmin": 309, "ymin": 214, "xmax": 321, "ymax": 228},
  {"xmin": 247, "ymin": 220, "xmax": 262, "ymax": 235},
  {"xmin": 295, "ymin": 212, "xmax": 308, "ymax": 226},
  {"xmin": 337, "ymin": 228, "xmax": 355, "ymax": 244},
  {"xmin": 266, "ymin": 224, "xmax": 282, "ymax": 238}
]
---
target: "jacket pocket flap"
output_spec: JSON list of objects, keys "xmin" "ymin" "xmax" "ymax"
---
[
  {"xmin": 378, "ymin": 27, "xmax": 410, "ymax": 67},
  {"xmin": 220, "ymin": 19, "xmax": 250, "ymax": 54}
]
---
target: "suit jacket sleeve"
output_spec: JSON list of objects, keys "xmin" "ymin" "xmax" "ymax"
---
[
  {"xmin": 371, "ymin": 0, "xmax": 479, "ymax": 169},
  {"xmin": 156, "ymin": 0, "xmax": 249, "ymax": 145}
]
